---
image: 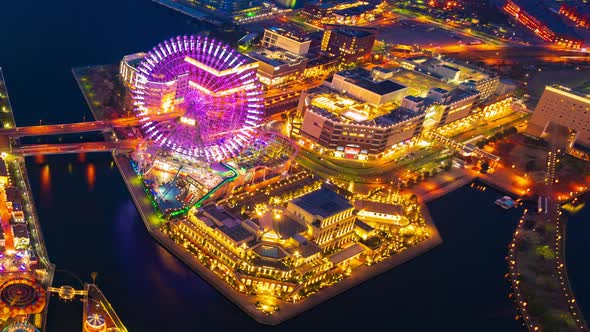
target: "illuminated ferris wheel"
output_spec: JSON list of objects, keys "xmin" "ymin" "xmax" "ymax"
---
[{"xmin": 133, "ymin": 35, "xmax": 264, "ymax": 161}]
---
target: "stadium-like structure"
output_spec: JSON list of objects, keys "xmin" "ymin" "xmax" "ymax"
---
[{"xmin": 133, "ymin": 35, "xmax": 264, "ymax": 161}]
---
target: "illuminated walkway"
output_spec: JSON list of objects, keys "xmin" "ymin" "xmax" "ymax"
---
[
  {"xmin": 508, "ymin": 125, "xmax": 588, "ymax": 331},
  {"xmin": 426, "ymin": 131, "xmax": 500, "ymax": 165}
]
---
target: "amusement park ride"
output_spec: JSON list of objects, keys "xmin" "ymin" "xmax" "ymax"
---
[{"xmin": 127, "ymin": 36, "xmax": 293, "ymax": 218}]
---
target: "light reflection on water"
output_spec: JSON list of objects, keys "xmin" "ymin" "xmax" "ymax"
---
[
  {"xmin": 40, "ymin": 165, "xmax": 51, "ymax": 205},
  {"xmin": 86, "ymin": 163, "xmax": 95, "ymax": 191},
  {"xmin": 34, "ymin": 155, "xmax": 45, "ymax": 165},
  {"xmin": 39, "ymin": 156, "xmax": 99, "ymax": 195}
]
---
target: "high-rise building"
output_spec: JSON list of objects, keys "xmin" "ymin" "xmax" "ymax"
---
[
  {"xmin": 560, "ymin": 2, "xmax": 590, "ymax": 30},
  {"xmin": 320, "ymin": 25, "xmax": 377, "ymax": 63},
  {"xmin": 119, "ymin": 53, "xmax": 146, "ymax": 90},
  {"xmin": 527, "ymin": 84, "xmax": 590, "ymax": 147},
  {"xmin": 262, "ymin": 26, "xmax": 311, "ymax": 56},
  {"xmin": 503, "ymin": 0, "xmax": 583, "ymax": 49},
  {"xmin": 458, "ymin": 76, "xmax": 500, "ymax": 100},
  {"xmin": 287, "ymin": 188, "xmax": 356, "ymax": 248},
  {"xmin": 247, "ymin": 47, "xmax": 308, "ymax": 87}
]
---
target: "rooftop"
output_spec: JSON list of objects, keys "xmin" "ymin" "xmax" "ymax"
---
[
  {"xmin": 333, "ymin": 4, "xmax": 377, "ymax": 17},
  {"xmin": 549, "ymin": 84, "xmax": 590, "ymax": 100},
  {"xmin": 384, "ymin": 68, "xmax": 454, "ymax": 97},
  {"xmin": 11, "ymin": 224, "xmax": 29, "ymax": 238},
  {"xmin": 267, "ymin": 25, "xmax": 311, "ymax": 41},
  {"xmin": 296, "ymin": 239, "xmax": 321, "ymax": 258},
  {"xmin": 253, "ymin": 244, "xmax": 287, "ymax": 259},
  {"xmin": 404, "ymin": 95, "xmax": 425, "ymax": 103},
  {"xmin": 308, "ymin": 87, "xmax": 392, "ymax": 121},
  {"xmin": 248, "ymin": 48, "xmax": 307, "ymax": 68},
  {"xmin": 201, "ymin": 205, "xmax": 255, "ymax": 243},
  {"xmin": 122, "ymin": 52, "xmax": 146, "ymax": 68},
  {"xmin": 218, "ymin": 224, "xmax": 254, "ymax": 243},
  {"xmin": 424, "ymin": 88, "xmax": 479, "ymax": 107},
  {"xmin": 335, "ymin": 68, "xmax": 407, "ymax": 96},
  {"xmin": 203, "ymin": 205, "xmax": 238, "ymax": 227},
  {"xmin": 251, "ymin": 256, "xmax": 290, "ymax": 271},
  {"xmin": 291, "ymin": 188, "xmax": 353, "ymax": 219},
  {"xmin": 374, "ymin": 108, "xmax": 425, "ymax": 126},
  {"xmin": 325, "ymin": 24, "xmax": 378, "ymax": 38},
  {"xmin": 410, "ymin": 57, "xmax": 493, "ymax": 84},
  {"xmin": 354, "ymin": 200, "xmax": 404, "ymax": 216},
  {"xmin": 307, "ymin": 86, "xmax": 423, "ymax": 127},
  {"xmin": 354, "ymin": 219, "xmax": 374, "ymax": 232},
  {"xmin": 0, "ymin": 159, "xmax": 7, "ymax": 177},
  {"xmin": 6, "ymin": 186, "xmax": 20, "ymax": 204},
  {"xmin": 328, "ymin": 243, "xmax": 365, "ymax": 265},
  {"xmin": 441, "ymin": 64, "xmax": 460, "ymax": 72},
  {"xmin": 256, "ymin": 212, "xmax": 306, "ymax": 239},
  {"xmin": 431, "ymin": 87, "xmax": 449, "ymax": 94}
]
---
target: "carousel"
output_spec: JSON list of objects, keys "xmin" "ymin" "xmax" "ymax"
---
[
  {"xmin": 0, "ymin": 278, "xmax": 45, "ymax": 317},
  {"xmin": 84, "ymin": 313, "xmax": 106, "ymax": 332}
]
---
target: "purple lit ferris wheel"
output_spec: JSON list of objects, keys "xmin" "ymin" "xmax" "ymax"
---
[{"xmin": 133, "ymin": 35, "xmax": 264, "ymax": 161}]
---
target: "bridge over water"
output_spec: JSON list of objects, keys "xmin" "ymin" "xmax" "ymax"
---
[
  {"xmin": 0, "ymin": 111, "xmax": 181, "ymax": 137},
  {"xmin": 12, "ymin": 140, "xmax": 142, "ymax": 156},
  {"xmin": 0, "ymin": 111, "xmax": 180, "ymax": 155}
]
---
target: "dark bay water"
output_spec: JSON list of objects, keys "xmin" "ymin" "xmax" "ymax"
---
[
  {"xmin": 566, "ymin": 203, "xmax": 590, "ymax": 322},
  {"xmin": 0, "ymin": 0, "xmax": 567, "ymax": 331}
]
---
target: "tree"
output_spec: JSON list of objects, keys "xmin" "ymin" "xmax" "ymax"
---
[
  {"xmin": 525, "ymin": 160, "xmax": 536, "ymax": 173},
  {"xmin": 480, "ymin": 161, "xmax": 490, "ymax": 174},
  {"xmin": 505, "ymin": 126, "xmax": 518, "ymax": 136}
]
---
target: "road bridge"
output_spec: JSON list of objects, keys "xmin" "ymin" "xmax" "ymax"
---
[
  {"xmin": 12, "ymin": 140, "xmax": 142, "ymax": 156},
  {"xmin": 0, "ymin": 111, "xmax": 182, "ymax": 137}
]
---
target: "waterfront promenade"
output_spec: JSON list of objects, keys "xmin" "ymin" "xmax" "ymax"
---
[
  {"xmin": 409, "ymin": 165, "xmax": 529, "ymax": 204},
  {"xmin": 114, "ymin": 152, "xmax": 442, "ymax": 324},
  {"xmin": 509, "ymin": 207, "xmax": 588, "ymax": 331},
  {"xmin": 508, "ymin": 127, "xmax": 587, "ymax": 332},
  {"xmin": 0, "ymin": 69, "xmax": 55, "ymax": 332}
]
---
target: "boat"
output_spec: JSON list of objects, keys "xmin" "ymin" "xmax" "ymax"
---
[{"xmin": 495, "ymin": 196, "xmax": 515, "ymax": 209}]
